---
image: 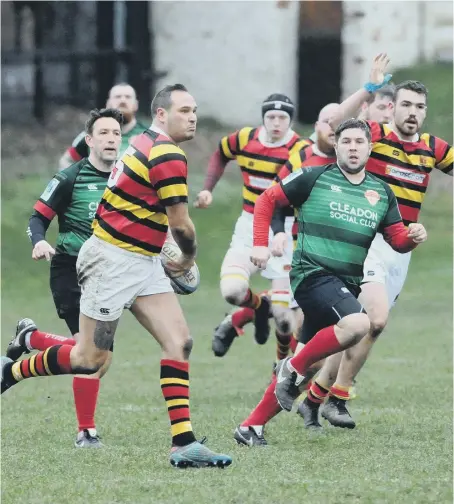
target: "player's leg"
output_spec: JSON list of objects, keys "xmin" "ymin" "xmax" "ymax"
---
[
  {"xmin": 213, "ymin": 247, "xmax": 265, "ymax": 357},
  {"xmin": 274, "ymin": 274, "xmax": 370, "ymax": 412},
  {"xmin": 234, "ymin": 337, "xmax": 320, "ymax": 446},
  {"xmin": 270, "ymin": 277, "xmax": 296, "ymax": 364},
  {"xmin": 1, "ymin": 313, "xmax": 115, "ymax": 393},
  {"xmin": 130, "ymin": 256, "xmax": 231, "ymax": 468},
  {"xmin": 213, "ymin": 214, "xmax": 270, "ymax": 356}
]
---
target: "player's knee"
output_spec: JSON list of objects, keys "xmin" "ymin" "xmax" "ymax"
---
[
  {"xmin": 351, "ymin": 313, "xmax": 371, "ymax": 343},
  {"xmin": 183, "ymin": 336, "xmax": 193, "ymax": 359},
  {"xmin": 73, "ymin": 349, "xmax": 108, "ymax": 375},
  {"xmin": 369, "ymin": 313, "xmax": 388, "ymax": 339},
  {"xmin": 271, "ymin": 305, "xmax": 295, "ymax": 335},
  {"xmin": 220, "ymin": 277, "xmax": 249, "ymax": 306}
]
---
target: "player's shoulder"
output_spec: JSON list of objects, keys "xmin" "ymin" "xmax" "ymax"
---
[
  {"xmin": 151, "ymin": 137, "xmax": 187, "ymax": 162},
  {"xmin": 58, "ymin": 158, "xmax": 86, "ymax": 181},
  {"xmin": 282, "ymin": 163, "xmax": 331, "ymax": 185}
]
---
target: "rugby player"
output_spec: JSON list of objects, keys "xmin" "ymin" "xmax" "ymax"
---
[
  {"xmin": 59, "ymin": 83, "xmax": 146, "ymax": 170},
  {"xmin": 231, "ymin": 102, "xmax": 339, "ymax": 364},
  {"xmin": 303, "ymin": 53, "xmax": 453, "ymax": 429},
  {"xmin": 358, "ymin": 84, "xmax": 395, "ymax": 124},
  {"xmin": 234, "ymin": 118, "xmax": 427, "ymax": 445},
  {"xmin": 195, "ymin": 95, "xmax": 308, "ymax": 359},
  {"xmin": 7, "ymin": 108, "xmax": 122, "ymax": 447},
  {"xmin": 2, "ymin": 84, "xmax": 232, "ymax": 468}
]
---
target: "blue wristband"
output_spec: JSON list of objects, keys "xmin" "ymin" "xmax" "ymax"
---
[{"xmin": 364, "ymin": 74, "xmax": 392, "ymax": 93}]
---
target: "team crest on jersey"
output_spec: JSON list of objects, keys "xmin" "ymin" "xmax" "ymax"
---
[{"xmin": 364, "ymin": 190, "xmax": 380, "ymax": 206}]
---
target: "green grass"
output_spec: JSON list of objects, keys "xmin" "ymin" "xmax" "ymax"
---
[
  {"xmin": 1, "ymin": 174, "xmax": 452, "ymax": 504},
  {"xmin": 1, "ymin": 62, "xmax": 453, "ymax": 503}
]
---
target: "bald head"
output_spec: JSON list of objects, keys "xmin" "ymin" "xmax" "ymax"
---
[
  {"xmin": 318, "ymin": 103, "xmax": 340, "ymax": 122},
  {"xmin": 315, "ymin": 103, "xmax": 339, "ymax": 154},
  {"xmin": 106, "ymin": 83, "xmax": 138, "ymax": 123}
]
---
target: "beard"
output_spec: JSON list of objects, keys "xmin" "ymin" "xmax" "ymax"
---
[{"xmin": 338, "ymin": 159, "xmax": 366, "ymax": 174}]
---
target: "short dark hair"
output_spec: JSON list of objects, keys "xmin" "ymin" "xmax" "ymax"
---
[
  {"xmin": 365, "ymin": 84, "xmax": 395, "ymax": 104},
  {"xmin": 394, "ymin": 80, "xmax": 428, "ymax": 102},
  {"xmin": 85, "ymin": 108, "xmax": 124, "ymax": 135},
  {"xmin": 335, "ymin": 118, "xmax": 371, "ymax": 142},
  {"xmin": 151, "ymin": 84, "xmax": 188, "ymax": 117}
]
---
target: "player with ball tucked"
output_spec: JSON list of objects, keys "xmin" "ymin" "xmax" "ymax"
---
[{"xmin": 1, "ymin": 84, "xmax": 231, "ymax": 469}]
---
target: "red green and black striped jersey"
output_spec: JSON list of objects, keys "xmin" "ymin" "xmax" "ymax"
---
[
  {"xmin": 32, "ymin": 159, "xmax": 109, "ymax": 256},
  {"xmin": 93, "ymin": 128, "xmax": 188, "ymax": 256},
  {"xmin": 219, "ymin": 126, "xmax": 305, "ymax": 213},
  {"xmin": 281, "ymin": 164, "xmax": 403, "ymax": 290},
  {"xmin": 366, "ymin": 121, "xmax": 453, "ymax": 225}
]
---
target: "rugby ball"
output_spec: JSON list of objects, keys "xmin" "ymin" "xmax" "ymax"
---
[{"xmin": 160, "ymin": 241, "xmax": 200, "ymax": 295}]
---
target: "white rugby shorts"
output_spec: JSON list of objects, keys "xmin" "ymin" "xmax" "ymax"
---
[
  {"xmin": 363, "ymin": 233, "xmax": 412, "ymax": 309},
  {"xmin": 222, "ymin": 210, "xmax": 293, "ymax": 280},
  {"xmin": 77, "ymin": 235, "xmax": 173, "ymax": 321}
]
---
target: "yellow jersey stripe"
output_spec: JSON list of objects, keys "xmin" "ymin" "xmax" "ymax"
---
[
  {"xmin": 157, "ymin": 183, "xmax": 188, "ymax": 201},
  {"xmin": 148, "ymin": 143, "xmax": 186, "ymax": 162},
  {"xmin": 387, "ymin": 183, "xmax": 425, "ymax": 203},
  {"xmin": 103, "ymin": 192, "xmax": 169, "ymax": 224},
  {"xmin": 238, "ymin": 127, "xmax": 254, "ymax": 150}
]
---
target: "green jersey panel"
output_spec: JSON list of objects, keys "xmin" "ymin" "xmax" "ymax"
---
[
  {"xmin": 36, "ymin": 159, "xmax": 109, "ymax": 256},
  {"xmin": 280, "ymin": 164, "xmax": 403, "ymax": 291}
]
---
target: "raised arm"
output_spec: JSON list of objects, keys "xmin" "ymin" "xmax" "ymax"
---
[{"xmin": 329, "ymin": 54, "xmax": 392, "ymax": 131}]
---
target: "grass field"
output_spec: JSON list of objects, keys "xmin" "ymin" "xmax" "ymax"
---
[{"xmin": 1, "ymin": 63, "xmax": 453, "ymax": 503}]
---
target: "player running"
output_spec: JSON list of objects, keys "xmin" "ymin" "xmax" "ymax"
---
[
  {"xmin": 233, "ymin": 118, "xmax": 427, "ymax": 446},
  {"xmin": 59, "ymin": 83, "xmax": 146, "ymax": 170},
  {"xmin": 299, "ymin": 54, "xmax": 453, "ymax": 430},
  {"xmin": 6, "ymin": 108, "xmax": 122, "ymax": 447},
  {"xmin": 1, "ymin": 84, "xmax": 232, "ymax": 469},
  {"xmin": 195, "ymin": 95, "xmax": 308, "ymax": 359},
  {"xmin": 230, "ymin": 102, "xmax": 339, "ymax": 363}
]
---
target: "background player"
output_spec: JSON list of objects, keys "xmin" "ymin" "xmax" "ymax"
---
[
  {"xmin": 2, "ymin": 84, "xmax": 232, "ymax": 469},
  {"xmin": 234, "ymin": 119, "xmax": 427, "ymax": 445},
  {"xmin": 195, "ymin": 95, "xmax": 307, "ymax": 360},
  {"xmin": 358, "ymin": 84, "xmax": 395, "ymax": 124},
  {"xmin": 6, "ymin": 108, "xmax": 123, "ymax": 447},
  {"xmin": 59, "ymin": 83, "xmax": 146, "ymax": 169},
  {"xmin": 303, "ymin": 54, "xmax": 453, "ymax": 429}
]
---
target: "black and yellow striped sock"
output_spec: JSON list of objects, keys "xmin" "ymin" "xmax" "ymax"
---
[
  {"xmin": 275, "ymin": 330, "xmax": 292, "ymax": 361},
  {"xmin": 9, "ymin": 345, "xmax": 73, "ymax": 382},
  {"xmin": 160, "ymin": 359, "xmax": 196, "ymax": 447}
]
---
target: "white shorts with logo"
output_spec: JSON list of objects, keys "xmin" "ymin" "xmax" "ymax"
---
[
  {"xmin": 362, "ymin": 233, "xmax": 412, "ymax": 309},
  {"xmin": 77, "ymin": 235, "xmax": 173, "ymax": 321},
  {"xmin": 223, "ymin": 210, "xmax": 294, "ymax": 280}
]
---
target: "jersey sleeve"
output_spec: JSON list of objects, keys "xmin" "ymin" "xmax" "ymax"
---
[
  {"xmin": 148, "ymin": 144, "xmax": 188, "ymax": 206},
  {"xmin": 219, "ymin": 127, "xmax": 253, "ymax": 161},
  {"xmin": 433, "ymin": 136, "xmax": 453, "ymax": 175},
  {"xmin": 33, "ymin": 172, "xmax": 73, "ymax": 220},
  {"xmin": 366, "ymin": 121, "xmax": 385, "ymax": 143},
  {"xmin": 279, "ymin": 165, "xmax": 325, "ymax": 208},
  {"xmin": 67, "ymin": 131, "xmax": 89, "ymax": 161}
]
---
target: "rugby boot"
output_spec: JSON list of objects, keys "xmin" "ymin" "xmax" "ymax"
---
[
  {"xmin": 6, "ymin": 318, "xmax": 36, "ymax": 361},
  {"xmin": 321, "ymin": 396, "xmax": 356, "ymax": 429},
  {"xmin": 234, "ymin": 425, "xmax": 268, "ymax": 446},
  {"xmin": 170, "ymin": 437, "xmax": 232, "ymax": 468}
]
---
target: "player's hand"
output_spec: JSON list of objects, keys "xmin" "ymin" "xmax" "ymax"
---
[
  {"xmin": 407, "ymin": 223, "xmax": 427, "ymax": 243},
  {"xmin": 165, "ymin": 254, "xmax": 195, "ymax": 278},
  {"xmin": 369, "ymin": 53, "xmax": 391, "ymax": 85},
  {"xmin": 32, "ymin": 240, "xmax": 55, "ymax": 261},
  {"xmin": 250, "ymin": 246, "xmax": 271, "ymax": 270},
  {"xmin": 270, "ymin": 232, "xmax": 287, "ymax": 257},
  {"xmin": 194, "ymin": 190, "xmax": 213, "ymax": 209}
]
